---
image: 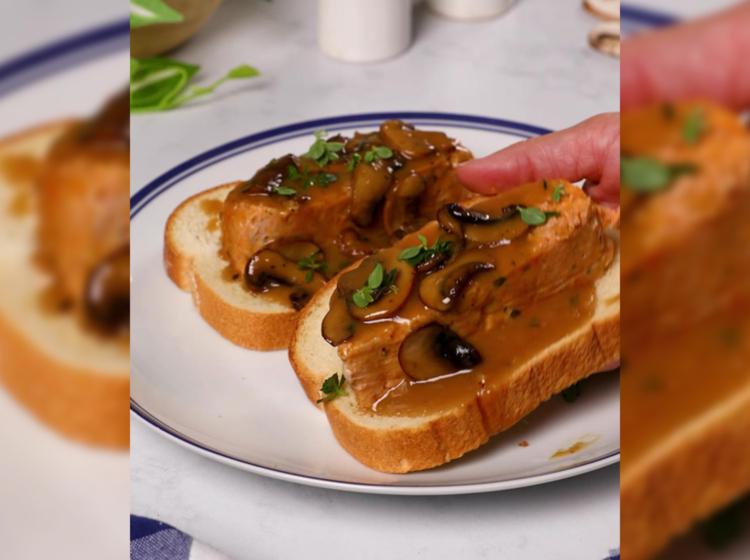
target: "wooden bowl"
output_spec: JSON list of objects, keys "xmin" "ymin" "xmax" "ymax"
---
[{"xmin": 131, "ymin": 0, "xmax": 224, "ymax": 58}]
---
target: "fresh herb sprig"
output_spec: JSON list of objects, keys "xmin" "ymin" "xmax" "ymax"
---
[
  {"xmin": 287, "ymin": 165, "xmax": 337, "ymax": 189},
  {"xmin": 317, "ymin": 373, "xmax": 349, "ymax": 403},
  {"xmin": 352, "ymin": 263, "xmax": 398, "ymax": 308},
  {"xmin": 621, "ymin": 156, "xmax": 698, "ymax": 193},
  {"xmin": 298, "ymin": 251, "xmax": 328, "ymax": 283},
  {"xmin": 518, "ymin": 206, "xmax": 560, "ymax": 226},
  {"xmin": 130, "ymin": 0, "xmax": 183, "ymax": 28},
  {"xmin": 348, "ymin": 146, "xmax": 393, "ymax": 171},
  {"xmin": 398, "ymin": 235, "xmax": 452, "ymax": 267},
  {"xmin": 683, "ymin": 109, "xmax": 706, "ymax": 145},
  {"xmin": 272, "ymin": 184, "xmax": 297, "ymax": 196},
  {"xmin": 552, "ymin": 184, "xmax": 566, "ymax": 203},
  {"xmin": 304, "ymin": 130, "xmax": 344, "ymax": 166},
  {"xmin": 130, "ymin": 59, "xmax": 259, "ymax": 112}
]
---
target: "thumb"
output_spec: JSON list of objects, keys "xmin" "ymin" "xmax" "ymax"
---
[{"xmin": 456, "ymin": 113, "xmax": 620, "ymax": 206}]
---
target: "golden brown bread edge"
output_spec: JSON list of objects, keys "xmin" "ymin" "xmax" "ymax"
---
[
  {"xmin": 164, "ymin": 183, "xmax": 298, "ymax": 351},
  {"xmin": 621, "ymin": 382, "xmax": 750, "ymax": 560},
  {"xmin": 289, "ymin": 258, "xmax": 620, "ymax": 474},
  {"xmin": 0, "ymin": 122, "xmax": 128, "ymax": 448}
]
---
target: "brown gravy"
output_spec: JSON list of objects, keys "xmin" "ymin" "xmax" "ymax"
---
[
  {"xmin": 218, "ymin": 122, "xmax": 474, "ymax": 309},
  {"xmin": 327, "ymin": 180, "xmax": 616, "ymax": 416},
  {"xmin": 372, "ymin": 283, "xmax": 596, "ymax": 416},
  {"xmin": 621, "ymin": 305, "xmax": 750, "ymax": 472},
  {"xmin": 551, "ymin": 434, "xmax": 600, "ymax": 459}
]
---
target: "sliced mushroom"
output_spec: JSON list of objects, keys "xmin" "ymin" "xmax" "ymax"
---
[
  {"xmin": 399, "ymin": 323, "xmax": 482, "ymax": 382},
  {"xmin": 84, "ymin": 245, "xmax": 130, "ymax": 335},
  {"xmin": 383, "ymin": 173, "xmax": 426, "ymax": 238},
  {"xmin": 322, "ymin": 290, "xmax": 357, "ymax": 346},
  {"xmin": 436, "ymin": 203, "xmax": 530, "ymax": 244},
  {"xmin": 418, "ymin": 261, "xmax": 495, "ymax": 311},
  {"xmin": 245, "ymin": 250, "xmax": 326, "ymax": 296},
  {"xmin": 380, "ymin": 120, "xmax": 454, "ymax": 159},
  {"xmin": 350, "ymin": 158, "xmax": 393, "ymax": 228},
  {"xmin": 338, "ymin": 252, "xmax": 416, "ymax": 322},
  {"xmin": 584, "ymin": 0, "xmax": 620, "ymax": 21},
  {"xmin": 589, "ymin": 21, "xmax": 620, "ymax": 58}
]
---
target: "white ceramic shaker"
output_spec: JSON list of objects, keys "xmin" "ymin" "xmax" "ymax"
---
[
  {"xmin": 428, "ymin": 0, "xmax": 518, "ymax": 21},
  {"xmin": 318, "ymin": 0, "xmax": 412, "ymax": 63}
]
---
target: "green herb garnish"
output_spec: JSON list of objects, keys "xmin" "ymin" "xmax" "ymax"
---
[
  {"xmin": 287, "ymin": 165, "xmax": 337, "ymax": 189},
  {"xmin": 518, "ymin": 206, "xmax": 559, "ymax": 225},
  {"xmin": 352, "ymin": 263, "xmax": 398, "ymax": 308},
  {"xmin": 130, "ymin": 59, "xmax": 259, "ymax": 112},
  {"xmin": 298, "ymin": 251, "xmax": 328, "ymax": 283},
  {"xmin": 304, "ymin": 130, "xmax": 344, "ymax": 167},
  {"xmin": 398, "ymin": 235, "xmax": 452, "ymax": 267},
  {"xmin": 562, "ymin": 382, "xmax": 582, "ymax": 403},
  {"xmin": 316, "ymin": 373, "xmax": 349, "ymax": 403},
  {"xmin": 364, "ymin": 146, "xmax": 393, "ymax": 164},
  {"xmin": 621, "ymin": 156, "xmax": 699, "ymax": 193},
  {"xmin": 552, "ymin": 184, "xmax": 566, "ymax": 203},
  {"xmin": 272, "ymin": 185, "xmax": 297, "ymax": 196},
  {"xmin": 347, "ymin": 153, "xmax": 362, "ymax": 172},
  {"xmin": 130, "ymin": 0, "xmax": 183, "ymax": 28},
  {"xmin": 683, "ymin": 109, "xmax": 706, "ymax": 145}
]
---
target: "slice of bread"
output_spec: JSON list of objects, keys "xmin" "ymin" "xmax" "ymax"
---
[
  {"xmin": 0, "ymin": 122, "xmax": 129, "ymax": 448},
  {"xmin": 289, "ymin": 238, "xmax": 620, "ymax": 473},
  {"xmin": 621, "ymin": 379, "xmax": 750, "ymax": 560},
  {"xmin": 164, "ymin": 184, "xmax": 298, "ymax": 351}
]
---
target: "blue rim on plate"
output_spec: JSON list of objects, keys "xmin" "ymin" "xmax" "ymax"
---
[
  {"xmin": 0, "ymin": 20, "xmax": 129, "ymax": 99},
  {"xmin": 130, "ymin": 111, "xmax": 620, "ymax": 495}
]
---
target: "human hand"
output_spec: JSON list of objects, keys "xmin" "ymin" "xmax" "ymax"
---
[{"xmin": 456, "ymin": 113, "xmax": 620, "ymax": 207}]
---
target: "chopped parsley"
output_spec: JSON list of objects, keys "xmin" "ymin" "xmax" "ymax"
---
[
  {"xmin": 683, "ymin": 109, "xmax": 706, "ymax": 145},
  {"xmin": 398, "ymin": 235, "xmax": 452, "ymax": 267},
  {"xmin": 347, "ymin": 153, "xmax": 361, "ymax": 171},
  {"xmin": 701, "ymin": 501, "xmax": 744, "ymax": 551},
  {"xmin": 352, "ymin": 263, "xmax": 398, "ymax": 308},
  {"xmin": 298, "ymin": 250, "xmax": 328, "ymax": 283},
  {"xmin": 621, "ymin": 156, "xmax": 699, "ymax": 193},
  {"xmin": 316, "ymin": 373, "xmax": 349, "ymax": 403},
  {"xmin": 287, "ymin": 165, "xmax": 337, "ymax": 189},
  {"xmin": 272, "ymin": 185, "xmax": 297, "ymax": 196},
  {"xmin": 348, "ymin": 146, "xmax": 393, "ymax": 171},
  {"xmin": 552, "ymin": 184, "xmax": 566, "ymax": 203},
  {"xmin": 518, "ymin": 206, "xmax": 560, "ymax": 225},
  {"xmin": 304, "ymin": 130, "xmax": 344, "ymax": 167}
]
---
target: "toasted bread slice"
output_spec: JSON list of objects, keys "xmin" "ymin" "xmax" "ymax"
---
[
  {"xmin": 0, "ymin": 123, "xmax": 129, "ymax": 448},
  {"xmin": 164, "ymin": 183, "xmax": 298, "ymax": 351},
  {"xmin": 288, "ymin": 240, "xmax": 620, "ymax": 474}
]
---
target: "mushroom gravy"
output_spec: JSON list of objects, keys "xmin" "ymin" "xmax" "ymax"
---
[
  {"xmin": 37, "ymin": 89, "xmax": 130, "ymax": 338},
  {"xmin": 323, "ymin": 180, "xmax": 617, "ymax": 416},
  {"xmin": 218, "ymin": 121, "xmax": 475, "ymax": 310}
]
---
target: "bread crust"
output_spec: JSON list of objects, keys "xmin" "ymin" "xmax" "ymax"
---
[
  {"xmin": 621, "ymin": 384, "xmax": 750, "ymax": 560},
  {"xmin": 0, "ymin": 122, "xmax": 129, "ymax": 448},
  {"xmin": 164, "ymin": 182, "xmax": 297, "ymax": 351}
]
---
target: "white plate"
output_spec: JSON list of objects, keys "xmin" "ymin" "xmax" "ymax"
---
[
  {"xmin": 0, "ymin": 20, "xmax": 130, "ymax": 558},
  {"xmin": 130, "ymin": 114, "xmax": 621, "ymax": 495}
]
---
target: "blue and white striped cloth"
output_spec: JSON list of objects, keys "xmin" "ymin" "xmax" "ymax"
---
[{"xmin": 131, "ymin": 516, "xmax": 232, "ymax": 560}]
